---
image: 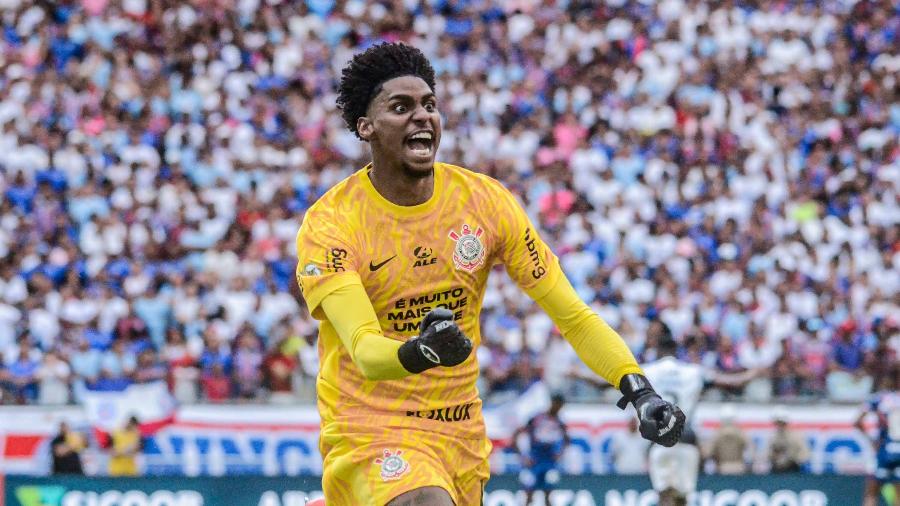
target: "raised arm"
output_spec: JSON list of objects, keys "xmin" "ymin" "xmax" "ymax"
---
[
  {"xmin": 490, "ymin": 178, "xmax": 685, "ymax": 447},
  {"xmin": 320, "ymin": 283, "xmax": 472, "ymax": 380}
]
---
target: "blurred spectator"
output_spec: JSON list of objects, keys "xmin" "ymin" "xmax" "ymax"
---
[
  {"xmin": 506, "ymin": 352, "xmax": 543, "ymax": 396},
  {"xmin": 201, "ymin": 363, "xmax": 232, "ymax": 403},
  {"xmin": 800, "ymin": 331, "xmax": 832, "ymax": 398},
  {"xmin": 707, "ymin": 406, "xmax": 751, "ymax": 475},
  {"xmin": 480, "ymin": 338, "xmax": 516, "ymax": 401},
  {"xmin": 827, "ymin": 320, "xmax": 875, "ymax": 402},
  {"xmin": 114, "ymin": 308, "xmax": 149, "ymax": 345},
  {"xmin": 133, "ymin": 349, "xmax": 167, "ymax": 384},
  {"xmin": 69, "ymin": 338, "xmax": 102, "ymax": 402},
  {"xmin": 37, "ymin": 350, "xmax": 71, "ymax": 405},
  {"xmin": 865, "ymin": 318, "xmax": 899, "ymax": 390},
  {"xmin": 199, "ymin": 328, "xmax": 232, "ymax": 376},
  {"xmin": 771, "ymin": 337, "xmax": 813, "ymax": 399},
  {"xmin": 97, "ymin": 339, "xmax": 135, "ymax": 391},
  {"xmin": 0, "ymin": 365, "xmax": 6, "ymax": 403},
  {"xmin": 540, "ymin": 329, "xmax": 581, "ymax": 395},
  {"xmin": 296, "ymin": 327, "xmax": 320, "ymax": 402},
  {"xmin": 4, "ymin": 335, "xmax": 42, "ymax": 366},
  {"xmin": 767, "ymin": 407, "xmax": 811, "ymax": 473},
  {"xmin": 680, "ymin": 335, "xmax": 712, "ymax": 367},
  {"xmin": 264, "ymin": 335, "xmax": 298, "ymax": 404},
  {"xmin": 134, "ymin": 282, "xmax": 172, "ymax": 350},
  {"xmin": 50, "ymin": 421, "xmax": 85, "ymax": 475},
  {"xmin": 711, "ymin": 336, "xmax": 747, "ymax": 399},
  {"xmin": 609, "ymin": 415, "xmax": 650, "ymax": 475},
  {"xmin": 108, "ymin": 416, "xmax": 143, "ymax": 477},
  {"xmin": 232, "ymin": 330, "xmax": 264, "ymax": 400},
  {"xmin": 737, "ymin": 330, "xmax": 781, "ymax": 402},
  {"xmin": 2, "ymin": 338, "xmax": 41, "ymax": 403},
  {"xmin": 161, "ymin": 328, "xmax": 200, "ymax": 404}
]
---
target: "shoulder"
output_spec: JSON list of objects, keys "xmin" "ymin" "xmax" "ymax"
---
[
  {"xmin": 298, "ymin": 170, "xmax": 371, "ymax": 241},
  {"xmin": 642, "ymin": 359, "xmax": 664, "ymax": 373},
  {"xmin": 302, "ymin": 170, "xmax": 365, "ymax": 222},
  {"xmin": 686, "ymin": 361, "xmax": 706, "ymax": 376},
  {"xmin": 437, "ymin": 162, "xmax": 513, "ymax": 198},
  {"xmin": 668, "ymin": 357, "xmax": 701, "ymax": 374}
]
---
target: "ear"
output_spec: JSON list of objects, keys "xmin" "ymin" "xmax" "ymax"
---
[{"xmin": 357, "ymin": 116, "xmax": 374, "ymax": 141}]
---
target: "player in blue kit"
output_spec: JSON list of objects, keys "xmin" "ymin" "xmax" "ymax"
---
[
  {"xmin": 856, "ymin": 372, "xmax": 900, "ymax": 506},
  {"xmin": 512, "ymin": 392, "xmax": 570, "ymax": 505}
]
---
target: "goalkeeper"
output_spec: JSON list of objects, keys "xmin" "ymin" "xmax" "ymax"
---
[{"xmin": 295, "ymin": 42, "xmax": 685, "ymax": 506}]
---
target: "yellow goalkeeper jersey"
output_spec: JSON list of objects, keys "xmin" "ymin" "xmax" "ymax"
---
[{"xmin": 295, "ymin": 162, "xmax": 562, "ymax": 442}]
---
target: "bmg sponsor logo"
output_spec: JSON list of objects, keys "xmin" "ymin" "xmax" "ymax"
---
[
  {"xmin": 326, "ymin": 248, "xmax": 347, "ymax": 272},
  {"xmin": 523, "ymin": 228, "xmax": 546, "ymax": 279}
]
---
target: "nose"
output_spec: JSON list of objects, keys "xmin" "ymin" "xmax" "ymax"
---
[{"xmin": 411, "ymin": 103, "xmax": 430, "ymax": 123}]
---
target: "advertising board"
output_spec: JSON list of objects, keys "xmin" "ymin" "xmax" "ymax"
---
[{"xmin": 2, "ymin": 474, "xmax": 865, "ymax": 506}]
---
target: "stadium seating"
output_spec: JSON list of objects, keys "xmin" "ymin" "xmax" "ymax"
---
[{"xmin": 0, "ymin": 0, "xmax": 896, "ymax": 408}]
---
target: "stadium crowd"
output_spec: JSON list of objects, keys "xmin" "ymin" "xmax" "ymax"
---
[{"xmin": 0, "ymin": 0, "xmax": 897, "ymax": 407}]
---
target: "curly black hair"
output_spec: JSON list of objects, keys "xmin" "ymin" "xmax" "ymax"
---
[{"xmin": 336, "ymin": 42, "xmax": 436, "ymax": 140}]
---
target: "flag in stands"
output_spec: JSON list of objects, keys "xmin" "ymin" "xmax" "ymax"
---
[{"xmin": 80, "ymin": 381, "xmax": 176, "ymax": 446}]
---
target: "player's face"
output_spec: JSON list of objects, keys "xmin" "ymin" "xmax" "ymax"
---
[{"xmin": 360, "ymin": 76, "xmax": 441, "ymax": 178}]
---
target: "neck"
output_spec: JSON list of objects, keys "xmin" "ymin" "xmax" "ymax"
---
[{"xmin": 368, "ymin": 155, "xmax": 434, "ymax": 206}]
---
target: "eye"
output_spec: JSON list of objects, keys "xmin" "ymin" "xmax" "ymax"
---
[
  {"xmin": 393, "ymin": 104, "xmax": 407, "ymax": 113},
  {"xmin": 424, "ymin": 102, "xmax": 436, "ymax": 112}
]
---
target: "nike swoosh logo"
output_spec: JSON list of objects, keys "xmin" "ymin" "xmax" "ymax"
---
[{"xmin": 369, "ymin": 255, "xmax": 397, "ymax": 272}]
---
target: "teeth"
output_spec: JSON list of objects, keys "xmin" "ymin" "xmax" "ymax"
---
[{"xmin": 409, "ymin": 132, "xmax": 432, "ymax": 141}]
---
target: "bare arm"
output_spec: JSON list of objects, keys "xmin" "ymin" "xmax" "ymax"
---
[
  {"xmin": 854, "ymin": 409, "xmax": 877, "ymax": 447},
  {"xmin": 710, "ymin": 368, "xmax": 762, "ymax": 388}
]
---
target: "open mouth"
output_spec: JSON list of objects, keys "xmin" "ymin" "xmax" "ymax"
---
[{"xmin": 405, "ymin": 131, "xmax": 434, "ymax": 158}]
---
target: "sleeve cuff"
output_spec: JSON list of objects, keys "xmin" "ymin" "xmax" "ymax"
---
[{"xmin": 612, "ymin": 365, "xmax": 646, "ymax": 389}]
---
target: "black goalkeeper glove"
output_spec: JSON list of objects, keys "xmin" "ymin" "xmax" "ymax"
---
[
  {"xmin": 617, "ymin": 373, "xmax": 685, "ymax": 447},
  {"xmin": 397, "ymin": 308, "xmax": 473, "ymax": 374}
]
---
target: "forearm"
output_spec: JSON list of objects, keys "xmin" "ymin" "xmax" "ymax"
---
[
  {"xmin": 320, "ymin": 283, "xmax": 409, "ymax": 380},
  {"xmin": 712, "ymin": 368, "xmax": 760, "ymax": 387},
  {"xmin": 530, "ymin": 275, "xmax": 642, "ymax": 389}
]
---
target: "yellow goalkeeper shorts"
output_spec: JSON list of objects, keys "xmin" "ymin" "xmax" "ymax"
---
[{"xmin": 321, "ymin": 424, "xmax": 491, "ymax": 505}]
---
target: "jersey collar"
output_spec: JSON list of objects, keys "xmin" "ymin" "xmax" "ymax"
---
[{"xmin": 360, "ymin": 162, "xmax": 444, "ymax": 218}]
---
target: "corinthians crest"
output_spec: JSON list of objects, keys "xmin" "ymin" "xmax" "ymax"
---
[
  {"xmin": 374, "ymin": 449, "xmax": 410, "ymax": 481},
  {"xmin": 448, "ymin": 224, "xmax": 486, "ymax": 272}
]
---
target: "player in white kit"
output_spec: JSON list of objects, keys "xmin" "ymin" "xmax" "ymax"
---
[{"xmin": 642, "ymin": 329, "xmax": 758, "ymax": 506}]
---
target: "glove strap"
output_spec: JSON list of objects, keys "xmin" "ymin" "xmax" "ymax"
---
[
  {"xmin": 398, "ymin": 338, "xmax": 436, "ymax": 374},
  {"xmin": 616, "ymin": 373, "xmax": 654, "ymax": 410}
]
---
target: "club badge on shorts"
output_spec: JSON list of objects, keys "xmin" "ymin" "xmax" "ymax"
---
[
  {"xmin": 375, "ymin": 449, "xmax": 410, "ymax": 481},
  {"xmin": 448, "ymin": 224, "xmax": 486, "ymax": 272}
]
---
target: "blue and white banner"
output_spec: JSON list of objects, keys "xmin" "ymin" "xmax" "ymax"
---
[
  {"xmin": 80, "ymin": 382, "xmax": 176, "ymax": 433},
  {"xmin": 0, "ymin": 402, "xmax": 875, "ymax": 476}
]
